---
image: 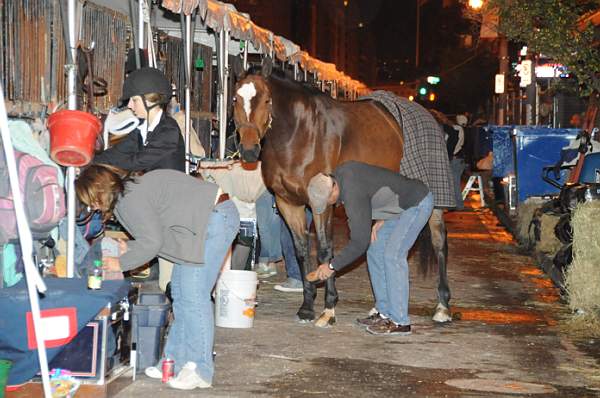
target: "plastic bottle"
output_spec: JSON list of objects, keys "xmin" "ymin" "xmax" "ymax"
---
[{"xmin": 88, "ymin": 260, "xmax": 103, "ymax": 290}]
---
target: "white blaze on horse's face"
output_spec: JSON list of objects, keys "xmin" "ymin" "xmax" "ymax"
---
[{"xmin": 237, "ymin": 82, "xmax": 257, "ymax": 122}]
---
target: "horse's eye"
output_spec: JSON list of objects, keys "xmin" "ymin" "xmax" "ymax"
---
[{"xmin": 232, "ymin": 97, "xmax": 237, "ymax": 103}]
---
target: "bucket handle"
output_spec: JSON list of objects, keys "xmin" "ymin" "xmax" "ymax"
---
[{"xmin": 219, "ymin": 277, "xmax": 259, "ymax": 306}]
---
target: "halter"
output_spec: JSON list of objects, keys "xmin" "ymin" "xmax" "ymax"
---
[{"xmin": 234, "ymin": 113, "xmax": 273, "ymax": 150}]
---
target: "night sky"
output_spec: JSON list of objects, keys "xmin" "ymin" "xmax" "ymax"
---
[
  {"xmin": 369, "ymin": 1, "xmax": 417, "ymax": 71},
  {"xmin": 234, "ymin": 0, "xmax": 497, "ymax": 114}
]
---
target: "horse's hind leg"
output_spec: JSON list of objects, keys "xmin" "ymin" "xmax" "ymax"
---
[
  {"xmin": 313, "ymin": 208, "xmax": 337, "ymax": 328},
  {"xmin": 429, "ymin": 208, "xmax": 452, "ymax": 323},
  {"xmin": 276, "ymin": 198, "xmax": 316, "ymax": 322}
]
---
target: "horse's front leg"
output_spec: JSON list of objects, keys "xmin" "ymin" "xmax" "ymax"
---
[
  {"xmin": 313, "ymin": 206, "xmax": 337, "ymax": 328},
  {"xmin": 276, "ymin": 197, "xmax": 315, "ymax": 322},
  {"xmin": 429, "ymin": 209, "xmax": 452, "ymax": 322}
]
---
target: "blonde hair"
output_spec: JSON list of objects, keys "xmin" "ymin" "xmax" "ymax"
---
[
  {"xmin": 144, "ymin": 92, "xmax": 168, "ymax": 107},
  {"xmin": 76, "ymin": 164, "xmax": 134, "ymax": 222}
]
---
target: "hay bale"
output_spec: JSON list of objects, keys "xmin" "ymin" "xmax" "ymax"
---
[
  {"xmin": 559, "ymin": 313, "xmax": 600, "ymax": 339},
  {"xmin": 565, "ymin": 202, "xmax": 600, "ymax": 315},
  {"xmin": 515, "ymin": 198, "xmax": 561, "ymax": 253},
  {"xmin": 516, "ymin": 199, "xmax": 541, "ymax": 246},
  {"xmin": 535, "ymin": 213, "xmax": 562, "ymax": 254}
]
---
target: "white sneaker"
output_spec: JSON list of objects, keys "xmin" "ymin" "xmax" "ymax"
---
[
  {"xmin": 255, "ymin": 262, "xmax": 277, "ymax": 279},
  {"xmin": 167, "ymin": 362, "xmax": 211, "ymax": 390},
  {"xmin": 144, "ymin": 366, "xmax": 162, "ymax": 379},
  {"xmin": 274, "ymin": 278, "xmax": 303, "ymax": 292}
]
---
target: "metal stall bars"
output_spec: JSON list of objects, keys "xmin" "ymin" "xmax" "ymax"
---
[
  {"xmin": 183, "ymin": 12, "xmax": 194, "ymax": 173},
  {"xmin": 217, "ymin": 29, "xmax": 230, "ymax": 160},
  {"xmin": 63, "ymin": 0, "xmax": 83, "ymax": 279}
]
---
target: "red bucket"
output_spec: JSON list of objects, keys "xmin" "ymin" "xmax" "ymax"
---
[{"xmin": 48, "ymin": 110, "xmax": 102, "ymax": 167}]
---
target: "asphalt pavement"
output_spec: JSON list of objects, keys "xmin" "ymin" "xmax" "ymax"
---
[{"xmin": 114, "ymin": 197, "xmax": 600, "ymax": 397}]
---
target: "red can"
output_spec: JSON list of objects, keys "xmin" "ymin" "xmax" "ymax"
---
[{"xmin": 161, "ymin": 358, "xmax": 175, "ymax": 383}]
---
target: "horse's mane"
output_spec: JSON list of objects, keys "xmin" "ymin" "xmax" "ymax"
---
[{"xmin": 245, "ymin": 66, "xmax": 330, "ymax": 99}]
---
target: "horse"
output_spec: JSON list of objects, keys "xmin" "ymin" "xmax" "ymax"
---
[{"xmin": 232, "ymin": 61, "xmax": 452, "ymax": 327}]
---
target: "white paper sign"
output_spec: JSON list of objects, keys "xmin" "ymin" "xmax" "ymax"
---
[
  {"xmin": 520, "ymin": 60, "xmax": 532, "ymax": 87},
  {"xmin": 40, "ymin": 315, "xmax": 71, "ymax": 340},
  {"xmin": 495, "ymin": 74, "xmax": 505, "ymax": 94}
]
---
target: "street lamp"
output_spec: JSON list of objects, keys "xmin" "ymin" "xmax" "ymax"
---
[{"xmin": 468, "ymin": 0, "xmax": 483, "ymax": 10}]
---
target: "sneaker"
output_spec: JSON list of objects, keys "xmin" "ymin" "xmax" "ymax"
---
[
  {"xmin": 256, "ymin": 262, "xmax": 277, "ymax": 279},
  {"xmin": 274, "ymin": 278, "xmax": 303, "ymax": 292},
  {"xmin": 355, "ymin": 312, "xmax": 387, "ymax": 328},
  {"xmin": 144, "ymin": 366, "xmax": 162, "ymax": 379},
  {"xmin": 168, "ymin": 362, "xmax": 211, "ymax": 390},
  {"xmin": 366, "ymin": 319, "xmax": 412, "ymax": 336}
]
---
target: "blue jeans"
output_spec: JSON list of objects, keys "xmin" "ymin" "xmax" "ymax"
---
[
  {"xmin": 163, "ymin": 200, "xmax": 239, "ymax": 383},
  {"xmin": 279, "ymin": 209, "xmax": 312, "ymax": 281},
  {"xmin": 255, "ymin": 190, "xmax": 282, "ymax": 263},
  {"xmin": 366, "ymin": 193, "xmax": 433, "ymax": 326},
  {"xmin": 451, "ymin": 157, "xmax": 465, "ymax": 210}
]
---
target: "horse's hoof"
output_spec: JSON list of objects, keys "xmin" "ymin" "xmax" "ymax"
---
[
  {"xmin": 314, "ymin": 309, "xmax": 336, "ymax": 328},
  {"xmin": 297, "ymin": 309, "xmax": 315, "ymax": 323},
  {"xmin": 432, "ymin": 303, "xmax": 452, "ymax": 323},
  {"xmin": 295, "ymin": 316, "xmax": 313, "ymax": 324}
]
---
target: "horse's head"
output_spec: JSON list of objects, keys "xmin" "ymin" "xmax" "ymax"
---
[{"xmin": 233, "ymin": 62, "xmax": 273, "ymax": 163}]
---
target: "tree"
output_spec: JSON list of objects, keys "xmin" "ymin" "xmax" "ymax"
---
[{"xmin": 487, "ymin": 0, "xmax": 599, "ymax": 97}]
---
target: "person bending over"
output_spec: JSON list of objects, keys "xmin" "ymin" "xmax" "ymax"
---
[
  {"xmin": 76, "ymin": 164, "xmax": 239, "ymax": 390},
  {"xmin": 308, "ymin": 161, "xmax": 433, "ymax": 336}
]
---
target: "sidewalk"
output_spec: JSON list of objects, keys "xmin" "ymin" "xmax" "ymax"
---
[{"xmin": 114, "ymin": 197, "xmax": 600, "ymax": 397}]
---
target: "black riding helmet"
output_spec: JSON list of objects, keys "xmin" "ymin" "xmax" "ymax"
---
[{"xmin": 120, "ymin": 67, "xmax": 172, "ymax": 104}]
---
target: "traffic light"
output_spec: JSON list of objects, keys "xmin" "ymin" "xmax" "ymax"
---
[
  {"xmin": 419, "ymin": 86, "xmax": 428, "ymax": 96},
  {"xmin": 426, "ymin": 76, "xmax": 440, "ymax": 85},
  {"xmin": 428, "ymin": 92, "xmax": 436, "ymax": 102}
]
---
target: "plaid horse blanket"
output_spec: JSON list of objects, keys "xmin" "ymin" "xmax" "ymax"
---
[{"xmin": 362, "ymin": 91, "xmax": 456, "ymax": 208}]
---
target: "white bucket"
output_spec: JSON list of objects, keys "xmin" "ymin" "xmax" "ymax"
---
[{"xmin": 215, "ymin": 270, "xmax": 258, "ymax": 328}]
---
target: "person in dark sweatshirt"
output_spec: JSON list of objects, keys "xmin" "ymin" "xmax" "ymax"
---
[
  {"xmin": 94, "ymin": 67, "xmax": 185, "ymax": 172},
  {"xmin": 307, "ymin": 161, "xmax": 433, "ymax": 336}
]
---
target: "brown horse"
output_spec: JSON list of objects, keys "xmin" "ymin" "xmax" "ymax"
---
[{"xmin": 232, "ymin": 62, "xmax": 451, "ymax": 327}]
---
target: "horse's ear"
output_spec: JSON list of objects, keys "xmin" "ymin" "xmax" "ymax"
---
[
  {"xmin": 231, "ymin": 56, "xmax": 245, "ymax": 81},
  {"xmin": 261, "ymin": 57, "xmax": 273, "ymax": 78}
]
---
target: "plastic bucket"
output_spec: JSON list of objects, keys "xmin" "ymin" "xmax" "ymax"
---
[
  {"xmin": 215, "ymin": 270, "xmax": 257, "ymax": 328},
  {"xmin": 0, "ymin": 359, "xmax": 12, "ymax": 398},
  {"xmin": 48, "ymin": 110, "xmax": 102, "ymax": 167}
]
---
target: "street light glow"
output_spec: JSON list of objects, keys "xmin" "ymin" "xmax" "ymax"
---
[{"xmin": 468, "ymin": 0, "xmax": 483, "ymax": 9}]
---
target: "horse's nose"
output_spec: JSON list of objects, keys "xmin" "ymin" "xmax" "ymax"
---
[{"xmin": 241, "ymin": 143, "xmax": 261, "ymax": 163}]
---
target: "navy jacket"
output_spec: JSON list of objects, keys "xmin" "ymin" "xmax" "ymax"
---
[{"xmin": 94, "ymin": 113, "xmax": 185, "ymax": 172}]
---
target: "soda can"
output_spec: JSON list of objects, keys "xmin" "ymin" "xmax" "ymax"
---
[{"xmin": 161, "ymin": 358, "xmax": 175, "ymax": 383}]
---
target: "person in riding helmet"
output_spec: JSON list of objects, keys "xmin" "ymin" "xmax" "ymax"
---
[{"xmin": 94, "ymin": 67, "xmax": 185, "ymax": 172}]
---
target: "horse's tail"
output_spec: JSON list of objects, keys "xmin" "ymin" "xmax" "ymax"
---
[{"xmin": 417, "ymin": 222, "xmax": 436, "ymax": 276}]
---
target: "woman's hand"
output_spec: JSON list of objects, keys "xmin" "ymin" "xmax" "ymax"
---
[
  {"xmin": 371, "ymin": 220, "xmax": 385, "ymax": 242},
  {"xmin": 102, "ymin": 256, "xmax": 122, "ymax": 272},
  {"xmin": 118, "ymin": 239, "xmax": 128, "ymax": 255}
]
